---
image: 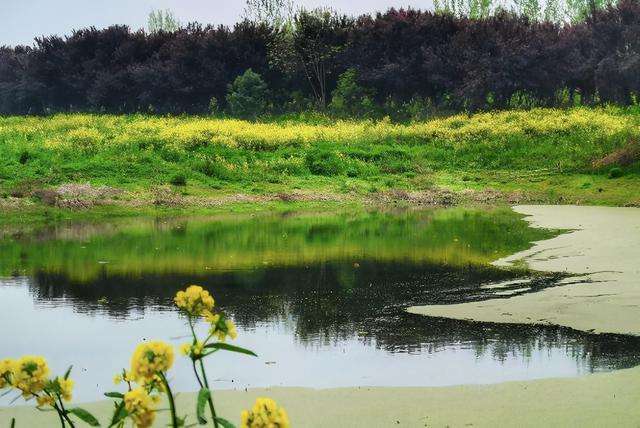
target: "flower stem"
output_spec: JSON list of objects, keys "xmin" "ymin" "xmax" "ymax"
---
[
  {"xmin": 52, "ymin": 402, "xmax": 67, "ymax": 428},
  {"xmin": 198, "ymin": 359, "xmax": 219, "ymax": 428},
  {"xmin": 57, "ymin": 396, "xmax": 76, "ymax": 428},
  {"xmin": 159, "ymin": 372, "xmax": 179, "ymax": 428},
  {"xmin": 187, "ymin": 314, "xmax": 218, "ymax": 427},
  {"xmin": 192, "ymin": 360, "xmax": 204, "ymax": 388}
]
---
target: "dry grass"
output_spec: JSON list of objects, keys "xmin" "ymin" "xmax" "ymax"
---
[{"xmin": 592, "ymin": 139, "xmax": 640, "ymax": 169}]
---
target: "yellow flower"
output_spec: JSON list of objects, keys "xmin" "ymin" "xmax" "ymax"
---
[
  {"xmin": 0, "ymin": 359, "xmax": 14, "ymax": 389},
  {"xmin": 204, "ymin": 311, "xmax": 220, "ymax": 324},
  {"xmin": 223, "ymin": 320, "xmax": 238, "ymax": 341},
  {"xmin": 174, "ymin": 285, "xmax": 215, "ymax": 317},
  {"xmin": 130, "ymin": 341, "xmax": 174, "ymax": 383},
  {"xmin": 59, "ymin": 378, "xmax": 73, "ymax": 402},
  {"xmin": 13, "ymin": 356, "xmax": 49, "ymax": 397},
  {"xmin": 113, "ymin": 373, "xmax": 122, "ymax": 385},
  {"xmin": 179, "ymin": 343, "xmax": 191, "ymax": 356},
  {"xmin": 207, "ymin": 312, "xmax": 238, "ymax": 342},
  {"xmin": 240, "ymin": 397, "xmax": 289, "ymax": 428},
  {"xmin": 179, "ymin": 341, "xmax": 205, "ymax": 358},
  {"xmin": 193, "ymin": 341, "xmax": 204, "ymax": 356},
  {"xmin": 36, "ymin": 395, "xmax": 55, "ymax": 408},
  {"xmin": 124, "ymin": 387, "xmax": 156, "ymax": 428}
]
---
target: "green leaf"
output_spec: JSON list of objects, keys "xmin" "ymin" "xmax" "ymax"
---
[
  {"xmin": 68, "ymin": 408, "xmax": 101, "ymax": 426},
  {"xmin": 104, "ymin": 392, "xmax": 124, "ymax": 399},
  {"xmin": 196, "ymin": 388, "xmax": 210, "ymax": 424},
  {"xmin": 10, "ymin": 417, "xmax": 15, "ymax": 428},
  {"xmin": 203, "ymin": 343, "xmax": 257, "ymax": 357},
  {"xmin": 177, "ymin": 415, "xmax": 188, "ymax": 427},
  {"xmin": 109, "ymin": 401, "xmax": 128, "ymax": 427},
  {"xmin": 64, "ymin": 365, "xmax": 73, "ymax": 380},
  {"xmin": 215, "ymin": 417, "xmax": 237, "ymax": 428}
]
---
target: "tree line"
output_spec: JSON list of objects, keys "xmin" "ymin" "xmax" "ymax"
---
[{"xmin": 1, "ymin": 0, "xmax": 640, "ymax": 118}]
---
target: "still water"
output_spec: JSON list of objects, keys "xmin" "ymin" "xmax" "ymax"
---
[{"xmin": 1, "ymin": 208, "xmax": 639, "ymax": 403}]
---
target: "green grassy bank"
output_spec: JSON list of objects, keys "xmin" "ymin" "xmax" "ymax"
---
[{"xmin": 1, "ymin": 107, "xmax": 639, "ymax": 222}]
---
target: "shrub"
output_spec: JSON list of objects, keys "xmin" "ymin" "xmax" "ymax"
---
[
  {"xmin": 18, "ymin": 150, "xmax": 31, "ymax": 164},
  {"xmin": 305, "ymin": 149, "xmax": 345, "ymax": 176},
  {"xmin": 66, "ymin": 127, "xmax": 103, "ymax": 151},
  {"xmin": 169, "ymin": 173, "xmax": 187, "ymax": 186},
  {"xmin": 509, "ymin": 91, "xmax": 542, "ymax": 110},
  {"xmin": 226, "ymin": 69, "xmax": 268, "ymax": 120},
  {"xmin": 401, "ymin": 97, "xmax": 435, "ymax": 122},
  {"xmin": 608, "ymin": 167, "xmax": 624, "ymax": 178},
  {"xmin": 198, "ymin": 158, "xmax": 237, "ymax": 181},
  {"xmin": 284, "ymin": 90, "xmax": 317, "ymax": 112},
  {"xmin": 329, "ymin": 69, "xmax": 376, "ymax": 118}
]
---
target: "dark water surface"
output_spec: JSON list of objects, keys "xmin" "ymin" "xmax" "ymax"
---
[{"xmin": 1, "ymin": 208, "xmax": 639, "ymax": 403}]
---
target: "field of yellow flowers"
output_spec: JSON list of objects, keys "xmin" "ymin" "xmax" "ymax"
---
[{"xmin": 0, "ymin": 106, "xmax": 638, "ymax": 215}]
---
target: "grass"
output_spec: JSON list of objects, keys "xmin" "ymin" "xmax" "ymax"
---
[{"xmin": 0, "ymin": 106, "xmax": 639, "ymax": 222}]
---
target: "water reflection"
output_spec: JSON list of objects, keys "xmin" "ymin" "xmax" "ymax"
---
[
  {"xmin": 20, "ymin": 263, "xmax": 640, "ymax": 369},
  {"xmin": 1, "ymin": 208, "xmax": 639, "ymax": 402}
]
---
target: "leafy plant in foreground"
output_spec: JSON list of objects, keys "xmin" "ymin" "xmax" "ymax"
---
[
  {"xmin": 0, "ymin": 358, "xmax": 99, "ymax": 427},
  {"xmin": 175, "ymin": 284, "xmax": 247, "ymax": 428},
  {"xmin": 1, "ymin": 285, "xmax": 289, "ymax": 428}
]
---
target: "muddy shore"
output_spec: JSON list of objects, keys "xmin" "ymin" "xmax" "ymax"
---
[{"xmin": 409, "ymin": 205, "xmax": 640, "ymax": 335}]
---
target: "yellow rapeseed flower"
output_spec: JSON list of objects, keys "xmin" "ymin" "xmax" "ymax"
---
[
  {"xmin": 179, "ymin": 341, "xmax": 205, "ymax": 358},
  {"xmin": 130, "ymin": 341, "xmax": 174, "ymax": 383},
  {"xmin": 223, "ymin": 320, "xmax": 238, "ymax": 341},
  {"xmin": 206, "ymin": 311, "xmax": 238, "ymax": 342},
  {"xmin": 59, "ymin": 378, "xmax": 73, "ymax": 401},
  {"xmin": 0, "ymin": 359, "xmax": 14, "ymax": 389},
  {"xmin": 179, "ymin": 343, "xmax": 191, "ymax": 356},
  {"xmin": 124, "ymin": 387, "xmax": 157, "ymax": 428},
  {"xmin": 174, "ymin": 285, "xmax": 215, "ymax": 317},
  {"xmin": 13, "ymin": 356, "xmax": 50, "ymax": 397},
  {"xmin": 113, "ymin": 373, "xmax": 122, "ymax": 385},
  {"xmin": 36, "ymin": 395, "xmax": 55, "ymax": 408},
  {"xmin": 240, "ymin": 397, "xmax": 289, "ymax": 428}
]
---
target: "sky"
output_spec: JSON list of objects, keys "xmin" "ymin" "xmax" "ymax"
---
[{"xmin": 1, "ymin": 0, "xmax": 435, "ymax": 47}]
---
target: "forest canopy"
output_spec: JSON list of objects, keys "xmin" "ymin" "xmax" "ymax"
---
[{"xmin": 1, "ymin": 0, "xmax": 640, "ymax": 117}]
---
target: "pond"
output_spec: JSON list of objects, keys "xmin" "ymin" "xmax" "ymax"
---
[{"xmin": 1, "ymin": 207, "xmax": 639, "ymax": 403}]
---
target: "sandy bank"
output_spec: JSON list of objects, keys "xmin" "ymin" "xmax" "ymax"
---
[
  {"xmin": 409, "ymin": 205, "xmax": 640, "ymax": 335},
  {"xmin": 2, "ymin": 365, "xmax": 639, "ymax": 427}
]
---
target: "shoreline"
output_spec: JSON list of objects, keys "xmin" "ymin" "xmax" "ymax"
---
[
  {"xmin": 3, "ymin": 366, "xmax": 640, "ymax": 427},
  {"xmin": 408, "ymin": 205, "xmax": 640, "ymax": 335},
  {"xmin": 1, "ymin": 182, "xmax": 639, "ymax": 228}
]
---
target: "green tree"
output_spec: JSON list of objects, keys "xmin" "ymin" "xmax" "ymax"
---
[
  {"xmin": 435, "ymin": 0, "xmax": 494, "ymax": 18},
  {"xmin": 269, "ymin": 8, "xmax": 350, "ymax": 110},
  {"xmin": 513, "ymin": 0, "xmax": 543, "ymax": 20},
  {"xmin": 148, "ymin": 9, "xmax": 181, "ymax": 33},
  {"xmin": 226, "ymin": 69, "xmax": 268, "ymax": 120},
  {"xmin": 244, "ymin": 0, "xmax": 296, "ymax": 28},
  {"xmin": 543, "ymin": 0, "xmax": 562, "ymax": 22},
  {"xmin": 468, "ymin": 0, "xmax": 494, "ymax": 18},
  {"xmin": 329, "ymin": 69, "xmax": 376, "ymax": 118},
  {"xmin": 565, "ymin": 0, "xmax": 618, "ymax": 22}
]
